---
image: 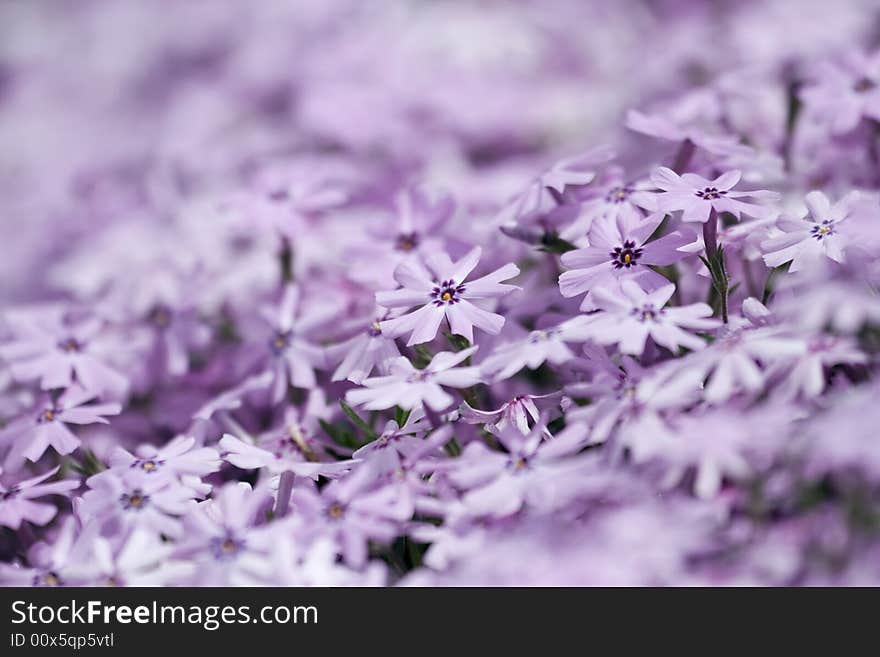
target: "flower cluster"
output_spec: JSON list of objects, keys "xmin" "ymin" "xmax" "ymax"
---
[{"xmin": 2, "ymin": 0, "xmax": 880, "ymax": 586}]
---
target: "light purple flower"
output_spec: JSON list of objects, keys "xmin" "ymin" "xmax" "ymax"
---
[
  {"xmin": 762, "ymin": 191, "xmax": 862, "ymax": 271},
  {"xmin": 345, "ymin": 348, "xmax": 481, "ymax": 411},
  {"xmin": 377, "ymin": 247, "xmax": 519, "ymax": 345},
  {"xmin": 584, "ymin": 280, "xmax": 718, "ymax": 355},
  {"xmin": 559, "ymin": 211, "xmax": 693, "ymax": 309},
  {"xmin": 650, "ymin": 167, "xmax": 778, "ymax": 223},
  {"xmin": 460, "ymin": 392, "xmax": 561, "ymax": 436},
  {"xmin": 258, "ymin": 285, "xmax": 329, "ymax": 403},
  {"xmin": 0, "ymin": 466, "xmax": 79, "ymax": 530},
  {"xmin": 0, "ymin": 312, "xmax": 128, "ymax": 397},
  {"xmin": 1, "ymin": 386, "xmax": 120, "ymax": 467},
  {"xmin": 480, "ymin": 316, "xmax": 594, "ymax": 381}
]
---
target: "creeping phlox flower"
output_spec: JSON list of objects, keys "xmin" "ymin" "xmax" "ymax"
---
[
  {"xmin": 761, "ymin": 191, "xmax": 862, "ymax": 271},
  {"xmin": 5, "ymin": 2, "xmax": 880, "ymax": 587},
  {"xmin": 345, "ymin": 348, "xmax": 481, "ymax": 411},
  {"xmin": 377, "ymin": 247, "xmax": 520, "ymax": 345},
  {"xmin": 559, "ymin": 210, "xmax": 693, "ymax": 309},
  {"xmin": 584, "ymin": 281, "xmax": 718, "ymax": 355},
  {"xmin": 651, "ymin": 167, "xmax": 778, "ymax": 223}
]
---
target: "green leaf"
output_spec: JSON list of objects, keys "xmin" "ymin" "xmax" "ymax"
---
[
  {"xmin": 538, "ymin": 233, "xmax": 578, "ymax": 254},
  {"xmin": 444, "ymin": 332, "xmax": 471, "ymax": 352},
  {"xmin": 339, "ymin": 400, "xmax": 379, "ymax": 440},
  {"xmin": 395, "ymin": 406, "xmax": 411, "ymax": 427}
]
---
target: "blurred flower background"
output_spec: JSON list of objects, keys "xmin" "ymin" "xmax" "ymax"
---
[{"xmin": 2, "ymin": 0, "xmax": 880, "ymax": 586}]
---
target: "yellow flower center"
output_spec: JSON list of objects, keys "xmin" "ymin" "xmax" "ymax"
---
[{"xmin": 441, "ymin": 291, "xmax": 452, "ymax": 302}]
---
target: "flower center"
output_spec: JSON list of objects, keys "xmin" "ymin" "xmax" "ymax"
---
[
  {"xmin": 269, "ymin": 330, "xmax": 292, "ymax": 355},
  {"xmin": 610, "ymin": 240, "xmax": 643, "ymax": 269},
  {"xmin": 132, "ymin": 459, "xmax": 163, "ymax": 473},
  {"xmin": 810, "ymin": 220, "xmax": 835, "ymax": 240},
  {"xmin": 431, "ymin": 280, "xmax": 465, "ymax": 306},
  {"xmin": 406, "ymin": 370, "xmax": 432, "ymax": 383},
  {"xmin": 367, "ymin": 321, "xmax": 383, "ymax": 337},
  {"xmin": 210, "ymin": 533, "xmax": 246, "ymax": 560},
  {"xmin": 695, "ymin": 187, "xmax": 727, "ymax": 200},
  {"xmin": 38, "ymin": 408, "xmax": 58, "ymax": 423},
  {"xmin": 605, "ymin": 186, "xmax": 633, "ymax": 204},
  {"xmin": 120, "ymin": 490, "xmax": 150, "ymax": 510},
  {"xmin": 147, "ymin": 305, "xmax": 172, "ymax": 328},
  {"xmin": 34, "ymin": 571, "xmax": 61, "ymax": 587},
  {"xmin": 510, "ymin": 456, "xmax": 529, "ymax": 472},
  {"xmin": 327, "ymin": 503, "xmax": 346, "ymax": 520},
  {"xmin": 395, "ymin": 232, "xmax": 420, "ymax": 252},
  {"xmin": 58, "ymin": 338, "xmax": 82, "ymax": 353},
  {"xmin": 854, "ymin": 77, "xmax": 876, "ymax": 93},
  {"xmin": 1, "ymin": 486, "xmax": 20, "ymax": 501},
  {"xmin": 632, "ymin": 304, "xmax": 663, "ymax": 322}
]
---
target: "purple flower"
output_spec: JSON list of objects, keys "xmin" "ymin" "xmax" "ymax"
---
[
  {"xmin": 495, "ymin": 147, "xmax": 614, "ymax": 227},
  {"xmin": 329, "ymin": 309, "xmax": 401, "ymax": 384},
  {"xmin": 258, "ymin": 285, "xmax": 329, "ymax": 403},
  {"xmin": 107, "ymin": 435, "xmax": 221, "ymax": 493},
  {"xmin": 292, "ymin": 466, "xmax": 413, "ymax": 568},
  {"xmin": 345, "ymin": 348, "xmax": 481, "ymax": 411},
  {"xmin": 0, "ymin": 466, "xmax": 79, "ymax": 530},
  {"xmin": 762, "ymin": 191, "xmax": 862, "ymax": 271},
  {"xmin": 79, "ymin": 470, "xmax": 196, "ymax": 540},
  {"xmin": 377, "ymin": 247, "xmax": 520, "ymax": 345},
  {"xmin": 559, "ymin": 211, "xmax": 693, "ymax": 309},
  {"xmin": 480, "ymin": 316, "xmax": 594, "ymax": 381},
  {"xmin": 460, "ymin": 393, "xmax": 561, "ymax": 436},
  {"xmin": 650, "ymin": 167, "xmax": 778, "ymax": 223},
  {"xmin": 1, "ymin": 386, "xmax": 120, "ymax": 467},
  {"xmin": 800, "ymin": 50, "xmax": 880, "ymax": 135},
  {"xmin": 558, "ymin": 167, "xmax": 657, "ymax": 242},
  {"xmin": 174, "ymin": 482, "xmax": 276, "ymax": 586},
  {"xmin": 444, "ymin": 420, "xmax": 590, "ymax": 518},
  {"xmin": 626, "ymin": 108, "xmax": 755, "ymax": 160},
  {"xmin": 0, "ymin": 312, "xmax": 128, "ymax": 397},
  {"xmin": 585, "ymin": 280, "xmax": 718, "ymax": 355}
]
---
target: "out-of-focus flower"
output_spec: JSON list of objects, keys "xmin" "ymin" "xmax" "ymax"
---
[
  {"xmin": 0, "ymin": 467, "xmax": 79, "ymax": 530},
  {"xmin": 584, "ymin": 281, "xmax": 718, "ymax": 355},
  {"xmin": 346, "ymin": 348, "xmax": 481, "ymax": 411},
  {"xmin": 762, "ymin": 191, "xmax": 862, "ymax": 271}
]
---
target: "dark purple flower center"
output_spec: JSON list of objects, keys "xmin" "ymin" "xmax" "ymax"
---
[
  {"xmin": 147, "ymin": 304, "xmax": 172, "ymax": 328},
  {"xmin": 610, "ymin": 240, "xmax": 643, "ymax": 269},
  {"xmin": 395, "ymin": 232, "xmax": 420, "ymax": 252},
  {"xmin": 854, "ymin": 77, "xmax": 876, "ymax": 93},
  {"xmin": 695, "ymin": 187, "xmax": 727, "ymax": 200},
  {"xmin": 37, "ymin": 407, "xmax": 59, "ymax": 423},
  {"xmin": 509, "ymin": 456, "xmax": 529, "ymax": 472},
  {"xmin": 327, "ymin": 502, "xmax": 346, "ymax": 520},
  {"xmin": 58, "ymin": 337, "xmax": 82, "ymax": 353},
  {"xmin": 1, "ymin": 486, "xmax": 20, "ymax": 501},
  {"xmin": 431, "ymin": 279, "xmax": 465, "ymax": 306},
  {"xmin": 810, "ymin": 220, "xmax": 835, "ymax": 240},
  {"xmin": 632, "ymin": 304, "xmax": 664, "ymax": 322},
  {"xmin": 131, "ymin": 458, "xmax": 164, "ymax": 473},
  {"xmin": 269, "ymin": 330, "xmax": 292, "ymax": 355},
  {"xmin": 605, "ymin": 186, "xmax": 633, "ymax": 204},
  {"xmin": 210, "ymin": 532, "xmax": 246, "ymax": 560},
  {"xmin": 120, "ymin": 489, "xmax": 150, "ymax": 510}
]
